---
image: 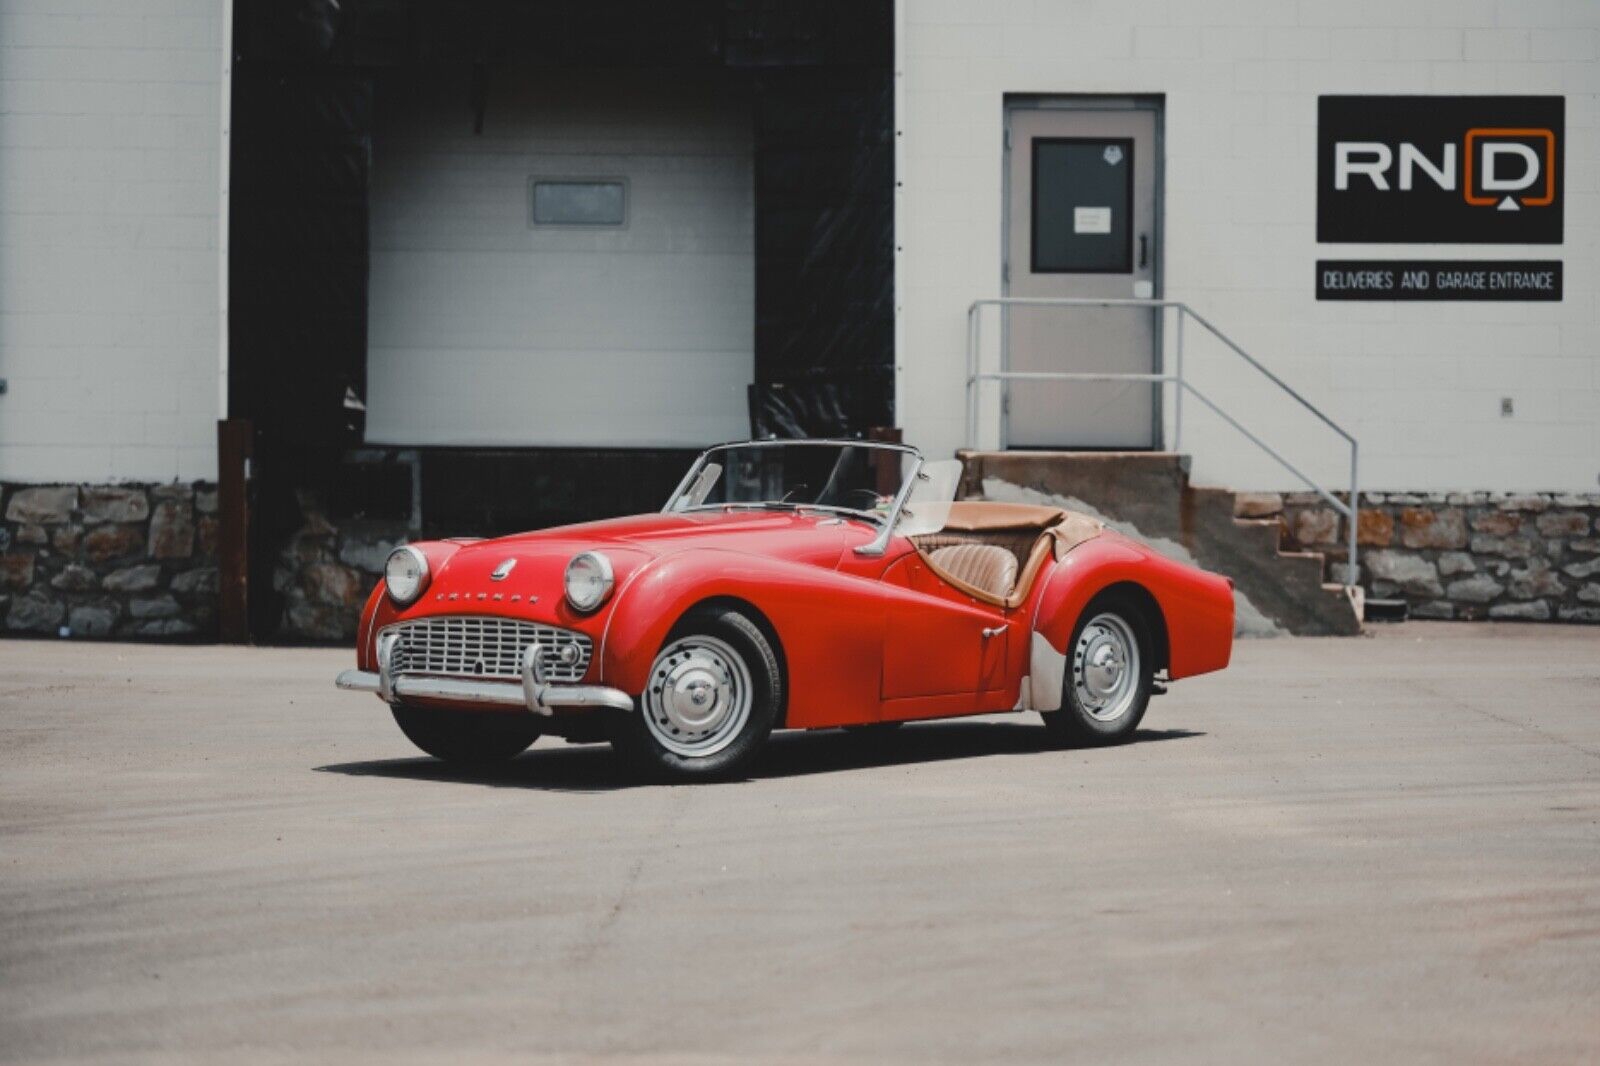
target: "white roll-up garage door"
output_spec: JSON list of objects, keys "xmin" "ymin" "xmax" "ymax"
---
[{"xmin": 365, "ymin": 68, "xmax": 754, "ymax": 447}]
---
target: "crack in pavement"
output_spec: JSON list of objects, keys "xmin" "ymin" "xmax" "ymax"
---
[
  {"xmin": 1412, "ymin": 677, "xmax": 1600, "ymax": 766},
  {"xmin": 565, "ymin": 787, "xmax": 692, "ymax": 970}
]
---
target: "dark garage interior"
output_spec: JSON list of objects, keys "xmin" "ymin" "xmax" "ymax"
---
[{"xmin": 227, "ymin": 0, "xmax": 894, "ymax": 640}]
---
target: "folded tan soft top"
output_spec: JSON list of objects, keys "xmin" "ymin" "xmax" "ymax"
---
[
  {"xmin": 912, "ymin": 501, "xmax": 1104, "ymax": 608},
  {"xmin": 939, "ymin": 500, "xmax": 1067, "ymax": 532}
]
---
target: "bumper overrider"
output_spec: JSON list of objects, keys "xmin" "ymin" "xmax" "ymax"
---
[{"xmin": 335, "ymin": 631, "xmax": 635, "ymax": 715}]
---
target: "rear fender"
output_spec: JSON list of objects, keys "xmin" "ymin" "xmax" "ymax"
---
[{"xmin": 1029, "ymin": 536, "xmax": 1233, "ymax": 709}]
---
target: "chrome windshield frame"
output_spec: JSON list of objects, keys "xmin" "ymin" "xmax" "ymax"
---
[
  {"xmin": 853, "ymin": 453, "xmax": 924, "ymax": 557},
  {"xmin": 661, "ymin": 439, "xmax": 924, "ymax": 546}
]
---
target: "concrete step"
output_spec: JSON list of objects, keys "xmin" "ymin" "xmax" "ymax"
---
[
  {"xmin": 957, "ymin": 451, "xmax": 1188, "ymax": 535},
  {"xmin": 1227, "ymin": 517, "xmax": 1286, "ymax": 556},
  {"xmin": 958, "ymin": 450, "xmax": 1362, "ymax": 637},
  {"xmin": 1362, "ymin": 596, "xmax": 1409, "ymax": 622}
]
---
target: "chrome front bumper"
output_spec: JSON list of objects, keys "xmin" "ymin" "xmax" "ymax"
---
[{"xmin": 334, "ymin": 632, "xmax": 634, "ymax": 715}]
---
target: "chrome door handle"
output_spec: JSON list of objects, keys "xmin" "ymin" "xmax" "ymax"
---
[{"xmin": 981, "ymin": 626, "xmax": 1005, "ymax": 639}]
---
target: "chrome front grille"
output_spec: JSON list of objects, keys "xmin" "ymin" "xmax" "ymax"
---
[{"xmin": 386, "ymin": 616, "xmax": 593, "ymax": 684}]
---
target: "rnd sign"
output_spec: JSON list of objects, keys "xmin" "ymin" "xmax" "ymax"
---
[{"xmin": 1317, "ymin": 96, "xmax": 1563, "ymax": 244}]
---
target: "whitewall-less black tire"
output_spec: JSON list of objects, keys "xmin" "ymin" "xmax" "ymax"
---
[
  {"xmin": 391, "ymin": 704, "xmax": 541, "ymax": 765},
  {"xmin": 1041, "ymin": 591, "xmax": 1154, "ymax": 746},
  {"xmin": 610, "ymin": 604, "xmax": 782, "ymax": 781}
]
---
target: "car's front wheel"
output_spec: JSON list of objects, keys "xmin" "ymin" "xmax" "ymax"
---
[
  {"xmin": 610, "ymin": 604, "xmax": 781, "ymax": 781},
  {"xmin": 391, "ymin": 704, "xmax": 541, "ymax": 765},
  {"xmin": 1041, "ymin": 592, "xmax": 1154, "ymax": 746}
]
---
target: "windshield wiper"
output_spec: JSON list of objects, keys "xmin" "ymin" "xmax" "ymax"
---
[
  {"xmin": 720, "ymin": 501, "xmax": 802, "ymax": 513},
  {"xmin": 689, "ymin": 501, "xmax": 883, "ymax": 523}
]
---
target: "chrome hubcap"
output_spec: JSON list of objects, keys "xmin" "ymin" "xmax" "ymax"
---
[
  {"xmin": 642, "ymin": 635, "xmax": 752, "ymax": 758},
  {"xmin": 1072, "ymin": 613, "xmax": 1140, "ymax": 722}
]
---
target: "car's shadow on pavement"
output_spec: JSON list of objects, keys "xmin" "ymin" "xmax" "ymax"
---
[{"xmin": 315, "ymin": 720, "xmax": 1205, "ymax": 793}]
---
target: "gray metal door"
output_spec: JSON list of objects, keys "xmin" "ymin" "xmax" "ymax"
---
[{"xmin": 1004, "ymin": 101, "xmax": 1160, "ymax": 449}]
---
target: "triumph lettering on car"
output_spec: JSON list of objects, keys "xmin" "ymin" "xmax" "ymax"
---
[{"xmin": 335, "ymin": 440, "xmax": 1235, "ymax": 780}]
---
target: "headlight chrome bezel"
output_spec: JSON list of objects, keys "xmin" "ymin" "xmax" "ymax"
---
[
  {"xmin": 384, "ymin": 545, "xmax": 431, "ymax": 606},
  {"xmin": 564, "ymin": 551, "xmax": 615, "ymax": 612}
]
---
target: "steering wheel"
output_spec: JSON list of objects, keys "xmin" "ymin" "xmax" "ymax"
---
[{"xmin": 837, "ymin": 488, "xmax": 885, "ymax": 509}]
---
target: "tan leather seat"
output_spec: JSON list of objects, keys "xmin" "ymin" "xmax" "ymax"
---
[{"xmin": 927, "ymin": 543, "xmax": 1018, "ymax": 601}]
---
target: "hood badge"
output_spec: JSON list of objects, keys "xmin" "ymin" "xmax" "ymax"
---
[{"xmin": 490, "ymin": 559, "xmax": 516, "ymax": 582}]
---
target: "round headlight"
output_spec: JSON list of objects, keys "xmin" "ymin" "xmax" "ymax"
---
[
  {"xmin": 564, "ymin": 551, "xmax": 614, "ymax": 612},
  {"xmin": 384, "ymin": 545, "xmax": 430, "ymax": 606}
]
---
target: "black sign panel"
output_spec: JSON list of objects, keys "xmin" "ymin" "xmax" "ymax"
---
[
  {"xmin": 1316, "ymin": 260, "xmax": 1561, "ymax": 301},
  {"xmin": 1318, "ymin": 96, "xmax": 1563, "ymax": 244}
]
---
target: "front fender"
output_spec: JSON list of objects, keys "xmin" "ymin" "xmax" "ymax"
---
[
  {"xmin": 355, "ymin": 540, "xmax": 469, "ymax": 670},
  {"xmin": 599, "ymin": 547, "xmax": 894, "ymax": 729}
]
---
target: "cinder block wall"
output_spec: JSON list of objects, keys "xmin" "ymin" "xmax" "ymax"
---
[
  {"xmin": 898, "ymin": 0, "xmax": 1600, "ymax": 494},
  {"xmin": 0, "ymin": 0, "xmax": 221, "ymax": 484}
]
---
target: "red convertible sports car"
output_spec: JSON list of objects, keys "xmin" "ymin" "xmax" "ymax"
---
[{"xmin": 336, "ymin": 439, "xmax": 1233, "ymax": 780}]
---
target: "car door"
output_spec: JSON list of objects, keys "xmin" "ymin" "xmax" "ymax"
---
[{"xmin": 875, "ymin": 552, "xmax": 1000, "ymax": 701}]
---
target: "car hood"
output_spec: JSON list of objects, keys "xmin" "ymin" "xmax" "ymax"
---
[
  {"xmin": 482, "ymin": 509, "xmax": 862, "ymax": 562},
  {"xmin": 419, "ymin": 509, "xmax": 862, "ymax": 612}
]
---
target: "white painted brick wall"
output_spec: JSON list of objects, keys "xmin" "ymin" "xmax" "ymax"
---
[
  {"xmin": 0, "ymin": 0, "xmax": 221, "ymax": 484},
  {"xmin": 899, "ymin": 0, "xmax": 1600, "ymax": 493},
  {"xmin": 364, "ymin": 68, "xmax": 754, "ymax": 449}
]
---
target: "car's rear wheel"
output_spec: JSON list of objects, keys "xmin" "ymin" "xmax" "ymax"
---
[
  {"xmin": 610, "ymin": 604, "xmax": 781, "ymax": 781},
  {"xmin": 1041, "ymin": 592, "xmax": 1153, "ymax": 746},
  {"xmin": 391, "ymin": 703, "xmax": 541, "ymax": 765}
]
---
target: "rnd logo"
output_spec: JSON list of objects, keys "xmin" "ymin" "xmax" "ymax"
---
[
  {"xmin": 1318, "ymin": 96, "xmax": 1563, "ymax": 244},
  {"xmin": 1335, "ymin": 130, "xmax": 1554, "ymax": 210}
]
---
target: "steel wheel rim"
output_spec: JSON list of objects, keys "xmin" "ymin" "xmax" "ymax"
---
[
  {"xmin": 1072, "ymin": 612, "xmax": 1140, "ymax": 723},
  {"xmin": 642, "ymin": 634, "xmax": 753, "ymax": 758}
]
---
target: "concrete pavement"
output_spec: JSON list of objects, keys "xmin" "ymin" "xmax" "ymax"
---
[{"xmin": 1, "ymin": 623, "xmax": 1598, "ymax": 1063}]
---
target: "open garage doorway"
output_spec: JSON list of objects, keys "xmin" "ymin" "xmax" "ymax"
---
[
  {"xmin": 227, "ymin": 0, "xmax": 892, "ymax": 641},
  {"xmin": 365, "ymin": 67, "xmax": 755, "ymax": 448}
]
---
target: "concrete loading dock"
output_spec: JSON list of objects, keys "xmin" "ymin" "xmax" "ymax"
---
[{"xmin": 2, "ymin": 623, "xmax": 1596, "ymax": 1062}]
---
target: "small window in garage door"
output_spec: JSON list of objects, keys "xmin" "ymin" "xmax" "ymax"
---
[{"xmin": 530, "ymin": 178, "xmax": 627, "ymax": 227}]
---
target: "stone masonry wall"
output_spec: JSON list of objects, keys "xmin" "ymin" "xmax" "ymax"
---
[
  {"xmin": 1, "ymin": 483, "xmax": 218, "ymax": 639},
  {"xmin": 1240, "ymin": 491, "xmax": 1600, "ymax": 624},
  {"xmin": 273, "ymin": 490, "xmax": 411, "ymax": 643},
  {"xmin": 9, "ymin": 479, "xmax": 1597, "ymax": 638},
  {"xmin": 0, "ymin": 481, "xmax": 408, "ymax": 644}
]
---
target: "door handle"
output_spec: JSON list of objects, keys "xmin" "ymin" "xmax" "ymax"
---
[
  {"xmin": 981, "ymin": 626, "xmax": 1005, "ymax": 639},
  {"xmin": 1138, "ymin": 234, "xmax": 1148, "ymax": 270}
]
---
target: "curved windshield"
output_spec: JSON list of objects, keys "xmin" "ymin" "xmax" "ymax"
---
[
  {"xmin": 666, "ymin": 442, "xmax": 961, "ymax": 540},
  {"xmin": 668, "ymin": 442, "xmax": 903, "ymax": 518}
]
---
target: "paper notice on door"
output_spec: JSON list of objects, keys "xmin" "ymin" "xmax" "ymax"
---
[{"xmin": 1074, "ymin": 206, "xmax": 1112, "ymax": 234}]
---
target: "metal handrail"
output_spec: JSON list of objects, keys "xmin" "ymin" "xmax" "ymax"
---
[{"xmin": 965, "ymin": 297, "xmax": 1360, "ymax": 588}]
